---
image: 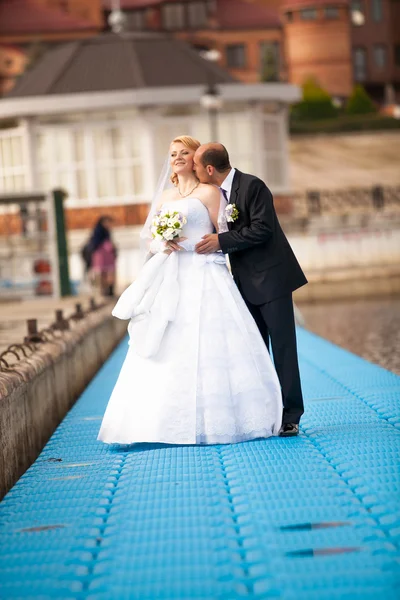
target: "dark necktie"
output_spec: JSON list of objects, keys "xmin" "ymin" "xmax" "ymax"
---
[{"xmin": 221, "ymin": 188, "xmax": 229, "ymax": 203}]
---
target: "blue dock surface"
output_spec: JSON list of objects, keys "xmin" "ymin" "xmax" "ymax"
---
[{"xmin": 1, "ymin": 329, "xmax": 399, "ymax": 599}]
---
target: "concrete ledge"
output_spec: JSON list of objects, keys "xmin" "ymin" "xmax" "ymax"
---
[{"xmin": 0, "ymin": 307, "xmax": 127, "ymax": 499}]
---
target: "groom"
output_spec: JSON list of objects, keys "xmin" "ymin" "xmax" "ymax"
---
[{"xmin": 193, "ymin": 143, "xmax": 307, "ymax": 436}]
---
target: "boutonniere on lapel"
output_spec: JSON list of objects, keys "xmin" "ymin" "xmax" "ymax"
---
[{"xmin": 225, "ymin": 203, "xmax": 239, "ymax": 223}]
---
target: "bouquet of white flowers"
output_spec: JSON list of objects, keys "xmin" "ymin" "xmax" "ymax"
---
[{"xmin": 151, "ymin": 208, "xmax": 187, "ymax": 242}]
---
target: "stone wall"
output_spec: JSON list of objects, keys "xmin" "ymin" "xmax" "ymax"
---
[{"xmin": 0, "ymin": 307, "xmax": 127, "ymax": 499}]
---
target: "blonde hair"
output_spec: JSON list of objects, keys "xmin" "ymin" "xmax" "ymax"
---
[{"xmin": 170, "ymin": 135, "xmax": 201, "ymax": 186}]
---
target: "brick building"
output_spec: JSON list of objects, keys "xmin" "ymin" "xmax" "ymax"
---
[
  {"xmin": 1, "ymin": 0, "xmax": 399, "ymax": 101},
  {"xmin": 0, "ymin": 0, "xmax": 102, "ymax": 94}
]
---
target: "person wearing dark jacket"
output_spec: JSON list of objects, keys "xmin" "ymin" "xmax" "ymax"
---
[
  {"xmin": 192, "ymin": 143, "xmax": 307, "ymax": 436},
  {"xmin": 82, "ymin": 216, "xmax": 117, "ymax": 297}
]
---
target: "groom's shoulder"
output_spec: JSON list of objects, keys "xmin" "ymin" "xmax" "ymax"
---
[{"xmin": 236, "ymin": 170, "xmax": 269, "ymax": 191}]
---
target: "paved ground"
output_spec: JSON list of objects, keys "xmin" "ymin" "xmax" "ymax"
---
[
  {"xmin": 290, "ymin": 131, "xmax": 400, "ymax": 191},
  {"xmin": 0, "ymin": 329, "xmax": 399, "ymax": 599}
]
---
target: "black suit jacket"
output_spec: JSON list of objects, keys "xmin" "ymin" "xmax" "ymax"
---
[{"xmin": 218, "ymin": 170, "xmax": 307, "ymax": 305}]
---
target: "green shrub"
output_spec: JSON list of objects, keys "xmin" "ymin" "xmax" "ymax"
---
[
  {"xmin": 292, "ymin": 77, "xmax": 338, "ymax": 120},
  {"xmin": 289, "ymin": 113, "xmax": 400, "ymax": 135},
  {"xmin": 345, "ymin": 85, "xmax": 376, "ymax": 115}
]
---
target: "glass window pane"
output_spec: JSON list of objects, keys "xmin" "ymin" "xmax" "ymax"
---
[
  {"xmin": 115, "ymin": 167, "xmax": 131, "ymax": 196},
  {"xmin": 162, "ymin": 4, "xmax": 185, "ymax": 30},
  {"xmin": 127, "ymin": 10, "xmax": 145, "ymax": 30},
  {"xmin": 55, "ymin": 130, "xmax": 72, "ymax": 163},
  {"xmin": 96, "ymin": 168, "xmax": 114, "ymax": 197},
  {"xmin": 373, "ymin": 45, "xmax": 386, "ymax": 68},
  {"xmin": 1, "ymin": 138, "xmax": 12, "ymax": 169},
  {"xmin": 57, "ymin": 171, "xmax": 72, "ymax": 193},
  {"xmin": 38, "ymin": 171, "xmax": 52, "ymax": 190},
  {"xmin": 266, "ymin": 157, "xmax": 284, "ymax": 187},
  {"xmin": 371, "ymin": 0, "xmax": 382, "ymax": 22},
  {"xmin": 130, "ymin": 125, "xmax": 142, "ymax": 158},
  {"xmin": 353, "ymin": 47, "xmax": 367, "ymax": 81},
  {"xmin": 226, "ymin": 44, "xmax": 246, "ymax": 68},
  {"xmin": 260, "ymin": 42, "xmax": 280, "ymax": 82},
  {"xmin": 300, "ymin": 8, "xmax": 317, "ymax": 20},
  {"xmin": 264, "ymin": 120, "xmax": 282, "ymax": 151},
  {"xmin": 37, "ymin": 133, "xmax": 51, "ymax": 166},
  {"xmin": 325, "ymin": 6, "xmax": 339, "ymax": 18},
  {"xmin": 4, "ymin": 175, "xmax": 14, "ymax": 191},
  {"xmin": 235, "ymin": 116, "xmax": 252, "ymax": 154},
  {"xmin": 76, "ymin": 170, "xmax": 88, "ymax": 198},
  {"xmin": 11, "ymin": 137, "xmax": 23, "ymax": 167},
  {"xmin": 218, "ymin": 118, "xmax": 234, "ymax": 149},
  {"xmin": 111, "ymin": 128, "xmax": 129, "ymax": 160},
  {"xmin": 93, "ymin": 129, "xmax": 113, "ymax": 160},
  {"xmin": 13, "ymin": 174, "xmax": 26, "ymax": 191},
  {"xmin": 73, "ymin": 130, "xmax": 85, "ymax": 162},
  {"xmin": 132, "ymin": 165, "xmax": 144, "ymax": 195},
  {"xmin": 188, "ymin": 2, "xmax": 208, "ymax": 28}
]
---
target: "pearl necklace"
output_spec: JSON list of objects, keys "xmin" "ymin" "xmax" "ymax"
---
[{"xmin": 178, "ymin": 181, "xmax": 200, "ymax": 198}]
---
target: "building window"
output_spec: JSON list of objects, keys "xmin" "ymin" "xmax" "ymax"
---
[
  {"xmin": 188, "ymin": 1, "xmax": 208, "ymax": 28},
  {"xmin": 373, "ymin": 45, "xmax": 387, "ymax": 68},
  {"xmin": 371, "ymin": 0, "xmax": 383, "ymax": 22},
  {"xmin": 162, "ymin": 3, "xmax": 185, "ymax": 30},
  {"xmin": 324, "ymin": 6, "xmax": 339, "ymax": 18},
  {"xmin": 300, "ymin": 8, "xmax": 317, "ymax": 20},
  {"xmin": 0, "ymin": 132, "xmax": 28, "ymax": 193},
  {"xmin": 394, "ymin": 45, "xmax": 400, "ymax": 67},
  {"xmin": 127, "ymin": 10, "xmax": 146, "ymax": 31},
  {"xmin": 260, "ymin": 42, "xmax": 280, "ymax": 82},
  {"xmin": 351, "ymin": 0, "xmax": 365, "ymax": 25},
  {"xmin": 226, "ymin": 44, "xmax": 246, "ymax": 69},
  {"xmin": 35, "ymin": 124, "xmax": 145, "ymax": 207},
  {"xmin": 262, "ymin": 116, "xmax": 286, "ymax": 189},
  {"xmin": 353, "ymin": 47, "xmax": 367, "ymax": 81}
]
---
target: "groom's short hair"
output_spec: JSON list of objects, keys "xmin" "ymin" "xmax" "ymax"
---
[{"xmin": 201, "ymin": 145, "xmax": 231, "ymax": 173}]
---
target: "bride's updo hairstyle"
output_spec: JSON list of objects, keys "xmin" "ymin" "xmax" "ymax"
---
[{"xmin": 170, "ymin": 135, "xmax": 201, "ymax": 186}]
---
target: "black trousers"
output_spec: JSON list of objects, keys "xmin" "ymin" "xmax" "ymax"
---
[{"xmin": 242, "ymin": 292, "xmax": 304, "ymax": 425}]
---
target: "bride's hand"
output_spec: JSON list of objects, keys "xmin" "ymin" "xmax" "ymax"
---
[{"xmin": 165, "ymin": 237, "xmax": 187, "ymax": 252}]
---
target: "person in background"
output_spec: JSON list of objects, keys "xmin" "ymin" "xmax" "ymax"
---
[{"xmin": 88, "ymin": 215, "xmax": 117, "ymax": 297}]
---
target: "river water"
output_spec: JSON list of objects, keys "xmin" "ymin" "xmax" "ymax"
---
[{"xmin": 299, "ymin": 297, "xmax": 400, "ymax": 376}]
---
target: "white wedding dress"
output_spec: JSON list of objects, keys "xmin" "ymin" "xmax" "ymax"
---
[{"xmin": 98, "ymin": 197, "xmax": 283, "ymax": 445}]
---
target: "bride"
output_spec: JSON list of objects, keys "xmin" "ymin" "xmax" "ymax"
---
[{"xmin": 97, "ymin": 135, "xmax": 283, "ymax": 445}]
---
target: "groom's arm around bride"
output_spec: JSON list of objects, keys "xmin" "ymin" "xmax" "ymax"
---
[{"xmin": 193, "ymin": 143, "xmax": 307, "ymax": 436}]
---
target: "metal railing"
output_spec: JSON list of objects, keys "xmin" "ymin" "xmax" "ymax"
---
[
  {"xmin": 293, "ymin": 185, "xmax": 400, "ymax": 217},
  {"xmin": 0, "ymin": 297, "xmax": 107, "ymax": 371}
]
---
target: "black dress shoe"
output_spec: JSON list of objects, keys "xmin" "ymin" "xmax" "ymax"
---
[{"xmin": 279, "ymin": 423, "xmax": 299, "ymax": 437}]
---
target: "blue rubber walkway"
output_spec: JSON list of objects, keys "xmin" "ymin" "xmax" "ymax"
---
[{"xmin": 1, "ymin": 329, "xmax": 399, "ymax": 599}]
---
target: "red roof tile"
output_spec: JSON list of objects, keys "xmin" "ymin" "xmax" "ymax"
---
[{"xmin": 0, "ymin": 0, "xmax": 98, "ymax": 35}]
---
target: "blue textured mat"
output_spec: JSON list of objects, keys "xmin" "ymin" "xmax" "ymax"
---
[{"xmin": 1, "ymin": 329, "xmax": 399, "ymax": 599}]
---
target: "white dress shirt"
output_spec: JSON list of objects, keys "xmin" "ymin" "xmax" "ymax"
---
[{"xmin": 220, "ymin": 168, "xmax": 236, "ymax": 204}]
